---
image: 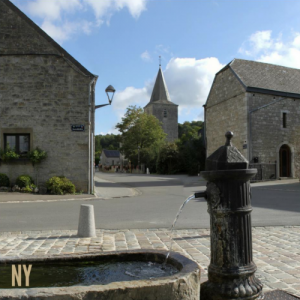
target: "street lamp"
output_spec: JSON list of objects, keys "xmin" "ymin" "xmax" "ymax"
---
[{"xmin": 95, "ymin": 85, "xmax": 116, "ymax": 109}]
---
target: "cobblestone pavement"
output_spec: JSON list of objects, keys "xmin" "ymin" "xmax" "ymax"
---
[{"xmin": 0, "ymin": 226, "xmax": 299, "ymax": 297}]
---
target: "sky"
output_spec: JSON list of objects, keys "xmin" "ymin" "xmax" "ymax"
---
[{"xmin": 11, "ymin": 0, "xmax": 300, "ymax": 135}]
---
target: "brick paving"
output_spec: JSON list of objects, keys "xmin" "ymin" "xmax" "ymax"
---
[{"xmin": 0, "ymin": 226, "xmax": 299, "ymax": 297}]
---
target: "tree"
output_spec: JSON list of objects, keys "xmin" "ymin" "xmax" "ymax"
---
[
  {"xmin": 177, "ymin": 121, "xmax": 205, "ymax": 175},
  {"xmin": 116, "ymin": 106, "xmax": 166, "ymax": 166},
  {"xmin": 156, "ymin": 142, "xmax": 179, "ymax": 174}
]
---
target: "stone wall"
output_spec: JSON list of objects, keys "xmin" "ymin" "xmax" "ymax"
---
[
  {"xmin": 0, "ymin": 0, "xmax": 94, "ymax": 192},
  {"xmin": 248, "ymin": 93, "xmax": 300, "ymax": 178},
  {"xmin": 206, "ymin": 67, "xmax": 247, "ymax": 157}
]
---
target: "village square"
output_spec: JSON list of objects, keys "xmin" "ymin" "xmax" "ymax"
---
[{"xmin": 0, "ymin": 0, "xmax": 300, "ymax": 299}]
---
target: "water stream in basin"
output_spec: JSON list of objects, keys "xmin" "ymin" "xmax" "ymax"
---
[{"xmin": 163, "ymin": 194, "xmax": 196, "ymax": 266}]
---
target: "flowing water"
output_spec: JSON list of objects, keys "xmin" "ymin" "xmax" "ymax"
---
[{"xmin": 164, "ymin": 194, "xmax": 196, "ymax": 265}]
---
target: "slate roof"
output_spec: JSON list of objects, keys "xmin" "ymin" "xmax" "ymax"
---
[
  {"xmin": 221, "ymin": 59, "xmax": 300, "ymax": 98},
  {"xmin": 1, "ymin": 0, "xmax": 96, "ymax": 78},
  {"xmin": 103, "ymin": 150, "xmax": 120, "ymax": 158},
  {"xmin": 145, "ymin": 67, "xmax": 177, "ymax": 107}
]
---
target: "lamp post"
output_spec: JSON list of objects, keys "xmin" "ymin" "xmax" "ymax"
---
[
  {"xmin": 138, "ymin": 145, "xmax": 140, "ymax": 169},
  {"xmin": 91, "ymin": 85, "xmax": 115, "ymax": 194}
]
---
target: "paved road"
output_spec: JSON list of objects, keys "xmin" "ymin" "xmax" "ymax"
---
[{"xmin": 0, "ymin": 172, "xmax": 299, "ymax": 232}]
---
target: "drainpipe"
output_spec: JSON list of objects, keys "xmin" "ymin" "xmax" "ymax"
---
[
  {"xmin": 88, "ymin": 77, "xmax": 98, "ymax": 194},
  {"xmin": 249, "ymin": 96, "xmax": 285, "ymax": 163}
]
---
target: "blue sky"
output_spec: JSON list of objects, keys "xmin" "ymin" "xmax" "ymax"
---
[{"xmin": 11, "ymin": 0, "xmax": 300, "ymax": 135}]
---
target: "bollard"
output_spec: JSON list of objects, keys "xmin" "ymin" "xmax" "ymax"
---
[
  {"xmin": 199, "ymin": 132, "xmax": 264, "ymax": 300},
  {"xmin": 77, "ymin": 204, "xmax": 96, "ymax": 237}
]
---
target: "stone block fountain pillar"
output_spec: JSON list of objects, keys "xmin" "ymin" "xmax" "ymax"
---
[{"xmin": 200, "ymin": 132, "xmax": 264, "ymax": 300}]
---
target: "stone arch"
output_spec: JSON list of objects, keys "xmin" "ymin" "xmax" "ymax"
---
[{"xmin": 276, "ymin": 142, "xmax": 295, "ymax": 178}]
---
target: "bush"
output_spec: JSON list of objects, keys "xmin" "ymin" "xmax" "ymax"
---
[
  {"xmin": 0, "ymin": 146, "xmax": 20, "ymax": 162},
  {"xmin": 0, "ymin": 173, "xmax": 10, "ymax": 187},
  {"xmin": 27, "ymin": 147, "xmax": 47, "ymax": 166},
  {"xmin": 46, "ymin": 176, "xmax": 76, "ymax": 195},
  {"xmin": 16, "ymin": 175, "xmax": 34, "ymax": 188}
]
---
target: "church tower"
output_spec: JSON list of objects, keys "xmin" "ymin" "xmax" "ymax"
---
[{"xmin": 144, "ymin": 65, "xmax": 178, "ymax": 142}]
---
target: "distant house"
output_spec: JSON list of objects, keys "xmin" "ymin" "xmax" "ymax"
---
[
  {"xmin": 100, "ymin": 150, "xmax": 123, "ymax": 166},
  {"xmin": 0, "ymin": 0, "xmax": 97, "ymax": 193},
  {"xmin": 204, "ymin": 58, "xmax": 300, "ymax": 180}
]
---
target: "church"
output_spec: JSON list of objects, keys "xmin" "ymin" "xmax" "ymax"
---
[{"xmin": 144, "ymin": 65, "xmax": 178, "ymax": 142}]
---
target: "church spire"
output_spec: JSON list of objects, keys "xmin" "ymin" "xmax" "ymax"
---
[{"xmin": 149, "ymin": 62, "xmax": 171, "ymax": 103}]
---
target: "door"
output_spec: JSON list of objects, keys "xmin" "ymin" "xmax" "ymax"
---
[{"xmin": 279, "ymin": 144, "xmax": 291, "ymax": 177}]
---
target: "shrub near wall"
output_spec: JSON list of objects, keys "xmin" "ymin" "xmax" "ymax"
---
[
  {"xmin": 46, "ymin": 176, "xmax": 76, "ymax": 195},
  {"xmin": 0, "ymin": 173, "xmax": 10, "ymax": 187},
  {"xmin": 16, "ymin": 175, "xmax": 34, "ymax": 188}
]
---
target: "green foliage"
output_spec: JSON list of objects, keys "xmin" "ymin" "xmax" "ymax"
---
[
  {"xmin": 27, "ymin": 147, "xmax": 47, "ymax": 166},
  {"xmin": 95, "ymin": 134, "xmax": 120, "ymax": 153},
  {"xmin": 156, "ymin": 143, "xmax": 180, "ymax": 174},
  {"xmin": 177, "ymin": 138, "xmax": 206, "ymax": 175},
  {"xmin": 22, "ymin": 185, "xmax": 35, "ymax": 193},
  {"xmin": 16, "ymin": 175, "xmax": 34, "ymax": 188},
  {"xmin": 178, "ymin": 121, "xmax": 203, "ymax": 143},
  {"xmin": 116, "ymin": 106, "xmax": 166, "ymax": 164},
  {"xmin": 46, "ymin": 176, "xmax": 76, "ymax": 195},
  {"xmin": 0, "ymin": 146, "xmax": 20, "ymax": 162},
  {"xmin": 0, "ymin": 173, "xmax": 10, "ymax": 187}
]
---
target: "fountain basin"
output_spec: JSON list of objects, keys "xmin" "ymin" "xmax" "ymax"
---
[{"xmin": 0, "ymin": 250, "xmax": 201, "ymax": 300}]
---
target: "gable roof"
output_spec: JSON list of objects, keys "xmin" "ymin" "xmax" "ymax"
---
[
  {"xmin": 0, "ymin": 0, "xmax": 96, "ymax": 78},
  {"xmin": 102, "ymin": 150, "xmax": 120, "ymax": 158},
  {"xmin": 145, "ymin": 66, "xmax": 177, "ymax": 108},
  {"xmin": 220, "ymin": 59, "xmax": 300, "ymax": 99}
]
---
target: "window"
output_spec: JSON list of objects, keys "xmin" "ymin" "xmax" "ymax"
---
[
  {"xmin": 163, "ymin": 109, "xmax": 167, "ymax": 118},
  {"xmin": 282, "ymin": 112, "xmax": 287, "ymax": 128},
  {"xmin": 4, "ymin": 134, "xmax": 30, "ymax": 155}
]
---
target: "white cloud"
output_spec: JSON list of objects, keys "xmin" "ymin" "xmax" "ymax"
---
[
  {"xmin": 26, "ymin": 0, "xmax": 82, "ymax": 21},
  {"xmin": 14, "ymin": 0, "xmax": 147, "ymax": 43},
  {"xmin": 141, "ymin": 51, "xmax": 151, "ymax": 62},
  {"xmin": 112, "ymin": 86, "xmax": 149, "ymax": 117},
  {"xmin": 41, "ymin": 20, "xmax": 93, "ymax": 43},
  {"xmin": 164, "ymin": 57, "xmax": 224, "ymax": 108},
  {"xmin": 239, "ymin": 30, "xmax": 300, "ymax": 68}
]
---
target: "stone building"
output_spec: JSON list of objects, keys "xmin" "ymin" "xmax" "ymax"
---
[
  {"xmin": 0, "ymin": 0, "xmax": 97, "ymax": 193},
  {"xmin": 204, "ymin": 58, "xmax": 300, "ymax": 180},
  {"xmin": 144, "ymin": 66, "xmax": 178, "ymax": 142}
]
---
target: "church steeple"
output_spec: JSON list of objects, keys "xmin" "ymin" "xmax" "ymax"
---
[
  {"xmin": 144, "ymin": 61, "xmax": 178, "ymax": 142},
  {"xmin": 149, "ymin": 66, "xmax": 172, "ymax": 103}
]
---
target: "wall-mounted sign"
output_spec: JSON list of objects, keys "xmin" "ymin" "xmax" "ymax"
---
[{"xmin": 71, "ymin": 125, "xmax": 84, "ymax": 131}]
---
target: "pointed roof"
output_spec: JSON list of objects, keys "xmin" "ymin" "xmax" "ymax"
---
[
  {"xmin": 145, "ymin": 67, "xmax": 177, "ymax": 107},
  {"xmin": 0, "ymin": 0, "xmax": 96, "ymax": 78}
]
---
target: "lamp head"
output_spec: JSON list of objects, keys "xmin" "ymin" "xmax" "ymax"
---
[{"xmin": 105, "ymin": 85, "xmax": 116, "ymax": 104}]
